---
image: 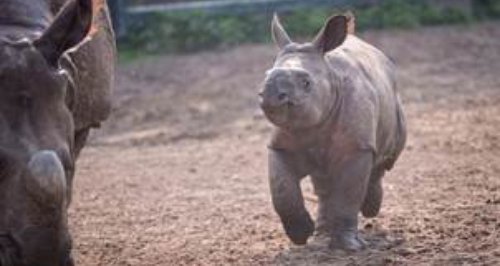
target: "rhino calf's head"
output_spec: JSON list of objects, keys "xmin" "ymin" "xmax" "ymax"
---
[{"xmin": 260, "ymin": 14, "xmax": 348, "ymax": 129}]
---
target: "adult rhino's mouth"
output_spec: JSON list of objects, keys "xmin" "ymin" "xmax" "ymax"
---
[{"xmin": 0, "ymin": 232, "xmax": 23, "ymax": 266}]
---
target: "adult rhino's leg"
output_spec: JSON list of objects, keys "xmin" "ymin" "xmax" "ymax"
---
[
  {"xmin": 269, "ymin": 148, "xmax": 313, "ymax": 245},
  {"xmin": 327, "ymin": 151, "xmax": 373, "ymax": 251},
  {"xmin": 361, "ymin": 167, "xmax": 385, "ymax": 218}
]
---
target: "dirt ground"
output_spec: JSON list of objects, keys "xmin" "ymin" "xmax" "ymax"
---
[{"xmin": 70, "ymin": 22, "xmax": 500, "ymax": 265}]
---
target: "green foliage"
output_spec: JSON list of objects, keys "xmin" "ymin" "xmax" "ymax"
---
[
  {"xmin": 119, "ymin": 0, "xmax": 496, "ymax": 57},
  {"xmin": 355, "ymin": 0, "xmax": 473, "ymax": 29},
  {"xmin": 472, "ymin": 0, "xmax": 500, "ymax": 19},
  {"xmin": 121, "ymin": 11, "xmax": 271, "ymax": 53},
  {"xmin": 279, "ymin": 9, "xmax": 332, "ymax": 38},
  {"xmin": 356, "ymin": 0, "xmax": 420, "ymax": 29}
]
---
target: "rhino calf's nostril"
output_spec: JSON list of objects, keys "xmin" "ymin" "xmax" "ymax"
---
[{"xmin": 278, "ymin": 92, "xmax": 287, "ymax": 101}]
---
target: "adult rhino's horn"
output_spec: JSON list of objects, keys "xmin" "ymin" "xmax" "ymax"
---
[{"xmin": 26, "ymin": 151, "xmax": 67, "ymax": 206}]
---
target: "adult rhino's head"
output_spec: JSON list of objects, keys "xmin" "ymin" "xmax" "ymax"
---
[
  {"xmin": 260, "ymin": 13, "xmax": 349, "ymax": 129},
  {"xmin": 0, "ymin": 0, "xmax": 93, "ymax": 265}
]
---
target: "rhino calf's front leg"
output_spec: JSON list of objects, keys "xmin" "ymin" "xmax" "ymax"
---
[
  {"xmin": 327, "ymin": 151, "xmax": 373, "ymax": 251},
  {"xmin": 269, "ymin": 148, "xmax": 314, "ymax": 245}
]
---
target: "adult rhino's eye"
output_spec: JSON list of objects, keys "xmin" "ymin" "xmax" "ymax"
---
[
  {"xmin": 0, "ymin": 151, "xmax": 12, "ymax": 180},
  {"xmin": 17, "ymin": 94, "xmax": 33, "ymax": 108}
]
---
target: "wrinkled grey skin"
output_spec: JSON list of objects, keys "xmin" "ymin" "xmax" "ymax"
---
[
  {"xmin": 260, "ymin": 14, "xmax": 406, "ymax": 251},
  {"xmin": 0, "ymin": 0, "xmax": 115, "ymax": 265}
]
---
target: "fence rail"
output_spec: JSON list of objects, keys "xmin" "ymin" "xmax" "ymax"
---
[
  {"xmin": 111, "ymin": 0, "xmax": 366, "ymax": 37},
  {"xmin": 127, "ymin": 0, "xmax": 355, "ymax": 15}
]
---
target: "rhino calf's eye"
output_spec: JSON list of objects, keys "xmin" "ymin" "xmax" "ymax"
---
[{"xmin": 303, "ymin": 80, "xmax": 311, "ymax": 91}]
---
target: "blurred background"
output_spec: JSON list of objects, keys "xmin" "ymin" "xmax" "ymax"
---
[
  {"xmin": 107, "ymin": 0, "xmax": 500, "ymax": 56},
  {"xmin": 71, "ymin": 1, "xmax": 500, "ymax": 265}
]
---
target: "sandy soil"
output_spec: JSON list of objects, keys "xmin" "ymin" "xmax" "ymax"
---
[{"xmin": 70, "ymin": 22, "xmax": 500, "ymax": 265}]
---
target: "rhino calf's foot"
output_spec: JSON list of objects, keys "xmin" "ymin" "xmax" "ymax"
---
[
  {"xmin": 329, "ymin": 230, "xmax": 367, "ymax": 252},
  {"xmin": 282, "ymin": 212, "xmax": 315, "ymax": 245},
  {"xmin": 361, "ymin": 178, "xmax": 383, "ymax": 218}
]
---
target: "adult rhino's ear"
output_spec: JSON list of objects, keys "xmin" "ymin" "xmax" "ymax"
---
[
  {"xmin": 312, "ymin": 15, "xmax": 348, "ymax": 54},
  {"xmin": 271, "ymin": 13, "xmax": 292, "ymax": 49},
  {"xmin": 34, "ymin": 0, "xmax": 93, "ymax": 67}
]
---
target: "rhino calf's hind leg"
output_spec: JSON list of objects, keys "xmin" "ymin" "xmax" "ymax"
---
[
  {"xmin": 362, "ymin": 167, "xmax": 385, "ymax": 218},
  {"xmin": 269, "ymin": 149, "xmax": 314, "ymax": 245},
  {"xmin": 311, "ymin": 177, "xmax": 331, "ymax": 236},
  {"xmin": 314, "ymin": 196, "xmax": 330, "ymax": 236},
  {"xmin": 328, "ymin": 152, "xmax": 373, "ymax": 251}
]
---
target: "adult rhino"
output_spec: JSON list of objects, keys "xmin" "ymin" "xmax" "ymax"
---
[
  {"xmin": 0, "ymin": 0, "xmax": 115, "ymax": 265},
  {"xmin": 260, "ymin": 13, "xmax": 406, "ymax": 251}
]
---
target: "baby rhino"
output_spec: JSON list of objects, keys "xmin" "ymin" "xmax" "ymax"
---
[{"xmin": 260, "ymin": 13, "xmax": 406, "ymax": 251}]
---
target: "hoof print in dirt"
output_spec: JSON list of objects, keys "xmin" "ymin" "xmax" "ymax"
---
[{"xmin": 283, "ymin": 214, "xmax": 315, "ymax": 245}]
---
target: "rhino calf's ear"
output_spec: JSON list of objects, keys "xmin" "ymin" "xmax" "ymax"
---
[
  {"xmin": 312, "ymin": 15, "xmax": 348, "ymax": 54},
  {"xmin": 271, "ymin": 13, "xmax": 292, "ymax": 49},
  {"xmin": 34, "ymin": 0, "xmax": 93, "ymax": 67}
]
